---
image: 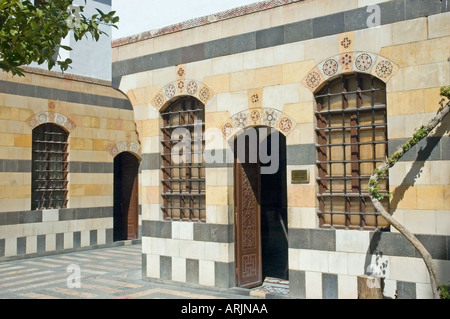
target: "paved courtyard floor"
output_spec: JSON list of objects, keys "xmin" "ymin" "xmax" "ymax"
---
[{"xmin": 0, "ymin": 243, "xmax": 259, "ymax": 300}]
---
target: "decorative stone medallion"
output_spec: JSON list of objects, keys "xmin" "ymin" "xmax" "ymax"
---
[
  {"xmin": 262, "ymin": 109, "xmax": 280, "ymax": 127},
  {"xmin": 233, "ymin": 111, "xmax": 249, "ymax": 129},
  {"xmin": 199, "ymin": 87, "xmax": 211, "ymax": 102},
  {"xmin": 340, "ymin": 53, "xmax": 353, "ymax": 70},
  {"xmin": 164, "ymin": 84, "xmax": 176, "ymax": 98},
  {"xmin": 375, "ymin": 60, "xmax": 393, "ymax": 79},
  {"xmin": 26, "ymin": 112, "xmax": 76, "ymax": 131},
  {"xmin": 322, "ymin": 59, "xmax": 339, "ymax": 77},
  {"xmin": 153, "ymin": 93, "xmax": 166, "ymax": 109},
  {"xmin": 278, "ymin": 117, "xmax": 293, "ymax": 133},
  {"xmin": 250, "ymin": 109, "xmax": 260, "ymax": 123},
  {"xmin": 355, "ymin": 53, "xmax": 373, "ymax": 72},
  {"xmin": 186, "ymin": 81, "xmax": 198, "ymax": 95},
  {"xmin": 222, "ymin": 122, "xmax": 234, "ymax": 137},
  {"xmin": 340, "ymin": 37, "xmax": 352, "ymax": 49},
  {"xmin": 305, "ymin": 71, "xmax": 321, "ymax": 89},
  {"xmin": 109, "ymin": 141, "xmax": 141, "ymax": 158}
]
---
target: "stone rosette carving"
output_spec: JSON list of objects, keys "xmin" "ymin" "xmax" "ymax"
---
[{"xmin": 26, "ymin": 111, "xmax": 76, "ymax": 132}]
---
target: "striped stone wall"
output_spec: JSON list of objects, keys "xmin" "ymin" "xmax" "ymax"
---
[
  {"xmin": 112, "ymin": 0, "xmax": 450, "ymax": 298},
  {"xmin": 0, "ymin": 69, "xmax": 141, "ymax": 260}
]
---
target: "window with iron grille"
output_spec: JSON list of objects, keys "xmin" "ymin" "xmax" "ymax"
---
[
  {"xmin": 315, "ymin": 74, "xmax": 389, "ymax": 230},
  {"xmin": 32, "ymin": 123, "xmax": 69, "ymax": 210},
  {"xmin": 161, "ymin": 97, "xmax": 206, "ymax": 222}
]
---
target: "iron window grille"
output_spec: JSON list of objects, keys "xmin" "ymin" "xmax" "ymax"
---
[
  {"xmin": 160, "ymin": 97, "xmax": 206, "ymax": 222},
  {"xmin": 31, "ymin": 123, "xmax": 69, "ymax": 210},
  {"xmin": 315, "ymin": 74, "xmax": 389, "ymax": 230}
]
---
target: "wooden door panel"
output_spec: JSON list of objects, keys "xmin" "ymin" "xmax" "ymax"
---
[
  {"xmin": 127, "ymin": 172, "xmax": 138, "ymax": 239},
  {"xmin": 235, "ymin": 159, "xmax": 262, "ymax": 288}
]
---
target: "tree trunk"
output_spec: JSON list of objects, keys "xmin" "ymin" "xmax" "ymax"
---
[{"xmin": 370, "ymin": 101, "xmax": 449, "ymax": 299}]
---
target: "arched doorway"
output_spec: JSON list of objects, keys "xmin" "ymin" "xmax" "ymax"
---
[
  {"xmin": 233, "ymin": 126, "xmax": 288, "ymax": 288},
  {"xmin": 113, "ymin": 152, "xmax": 139, "ymax": 241}
]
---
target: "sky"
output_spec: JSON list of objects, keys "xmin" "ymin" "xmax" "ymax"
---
[{"xmin": 111, "ymin": 0, "xmax": 261, "ymax": 39}]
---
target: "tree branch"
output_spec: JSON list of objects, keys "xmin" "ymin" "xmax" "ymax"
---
[{"xmin": 369, "ymin": 93, "xmax": 449, "ymax": 299}]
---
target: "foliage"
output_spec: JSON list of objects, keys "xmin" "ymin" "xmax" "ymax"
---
[
  {"xmin": 0, "ymin": 0, "xmax": 119, "ymax": 76},
  {"xmin": 439, "ymin": 285, "xmax": 450, "ymax": 299},
  {"xmin": 368, "ymin": 86, "xmax": 450, "ymax": 200}
]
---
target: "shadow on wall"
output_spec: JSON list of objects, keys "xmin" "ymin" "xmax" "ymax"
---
[
  {"xmin": 363, "ymin": 113, "xmax": 449, "ymax": 299},
  {"xmin": 390, "ymin": 114, "xmax": 449, "ymax": 210}
]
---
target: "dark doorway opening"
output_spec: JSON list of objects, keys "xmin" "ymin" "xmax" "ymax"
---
[
  {"xmin": 114, "ymin": 152, "xmax": 139, "ymax": 241},
  {"xmin": 260, "ymin": 129, "xmax": 288, "ymax": 281}
]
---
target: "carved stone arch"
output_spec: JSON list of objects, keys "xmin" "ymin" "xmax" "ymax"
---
[
  {"xmin": 220, "ymin": 107, "xmax": 297, "ymax": 141},
  {"xmin": 26, "ymin": 111, "xmax": 76, "ymax": 132},
  {"xmin": 151, "ymin": 79, "xmax": 214, "ymax": 111},
  {"xmin": 302, "ymin": 52, "xmax": 399, "ymax": 93},
  {"xmin": 109, "ymin": 141, "xmax": 142, "ymax": 159}
]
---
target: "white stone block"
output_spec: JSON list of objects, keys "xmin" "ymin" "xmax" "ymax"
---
[
  {"xmin": 262, "ymin": 83, "xmax": 300, "ymax": 111},
  {"xmin": 142, "ymin": 236, "xmax": 152, "ymax": 254},
  {"xmin": 392, "ymin": 18, "xmax": 427, "ymax": 45},
  {"xmin": 416, "ymin": 283, "xmax": 433, "ymax": 299},
  {"xmin": 52, "ymin": 221, "xmax": 69, "ymax": 234},
  {"xmin": 165, "ymin": 239, "xmax": 180, "ymax": 257},
  {"xmin": 4, "ymin": 237, "xmax": 16, "ymax": 257},
  {"xmin": 404, "ymin": 210, "xmax": 437, "ymax": 235},
  {"xmin": 403, "ymin": 62, "xmax": 450, "ymax": 91},
  {"xmin": 388, "ymin": 161, "xmax": 406, "ymax": 186},
  {"xmin": 303, "ymin": 35, "xmax": 339, "ymax": 65},
  {"xmin": 212, "ymin": 55, "xmax": 243, "ymax": 75},
  {"xmin": 141, "ymin": 170, "xmax": 160, "ymax": 187},
  {"xmin": 80, "ymin": 230, "xmax": 90, "ymax": 247},
  {"xmin": 428, "ymin": 12, "xmax": 450, "ymax": 39},
  {"xmin": 305, "ymin": 271, "xmax": 323, "ymax": 299},
  {"xmin": 436, "ymin": 211, "xmax": 450, "ymax": 236},
  {"xmin": 186, "ymin": 60, "xmax": 213, "ymax": 84},
  {"xmin": 299, "ymin": 249, "xmax": 329, "ymax": 273},
  {"xmin": 204, "ymin": 242, "xmax": 220, "ymax": 261},
  {"xmin": 430, "ymin": 161, "xmax": 450, "ymax": 185},
  {"xmin": 179, "ymin": 240, "xmax": 205, "ymax": 260},
  {"xmin": 148, "ymin": 204, "xmax": 162, "ymax": 221},
  {"xmin": 42, "ymin": 209, "xmax": 59, "ymax": 222},
  {"xmin": 171, "ymin": 221, "xmax": 193, "ymax": 240},
  {"xmin": 347, "ymin": 253, "xmax": 368, "ymax": 276},
  {"xmin": 0, "ymin": 225, "xmax": 19, "ymax": 238},
  {"xmin": 152, "ymin": 66, "xmax": 176, "ymax": 88},
  {"xmin": 273, "ymin": 42, "xmax": 305, "ymax": 66},
  {"xmin": 216, "ymin": 91, "xmax": 248, "ymax": 115},
  {"xmin": 97, "ymin": 229, "xmax": 106, "ymax": 245},
  {"xmin": 328, "ymin": 251, "xmax": 349, "ymax": 275},
  {"xmin": 338, "ymin": 274, "xmax": 358, "ymax": 299},
  {"xmin": 288, "ymin": 248, "xmax": 300, "ymax": 271},
  {"xmin": 45, "ymin": 233, "xmax": 56, "ymax": 252},
  {"xmin": 383, "ymin": 279, "xmax": 397, "ymax": 299},
  {"xmin": 358, "ymin": 0, "xmax": 390, "ymax": 6},
  {"xmin": 146, "ymin": 254, "xmax": 160, "ymax": 279},
  {"xmin": 336, "ymin": 230, "xmax": 370, "ymax": 253},
  {"xmin": 151, "ymin": 237, "xmax": 166, "ymax": 255},
  {"xmin": 63, "ymin": 232, "xmax": 73, "ymax": 250},
  {"xmin": 199, "ymin": 260, "xmax": 215, "ymax": 287},
  {"xmin": 171, "ymin": 256, "xmax": 187, "ymax": 283},
  {"xmin": 141, "ymin": 136, "xmax": 160, "ymax": 154},
  {"xmin": 388, "ymin": 256, "xmax": 429, "ymax": 283}
]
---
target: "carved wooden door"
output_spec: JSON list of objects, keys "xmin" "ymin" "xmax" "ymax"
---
[
  {"xmin": 125, "ymin": 160, "xmax": 139, "ymax": 240},
  {"xmin": 234, "ymin": 140, "xmax": 262, "ymax": 288}
]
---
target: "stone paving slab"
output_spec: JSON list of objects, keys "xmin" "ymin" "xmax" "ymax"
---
[{"xmin": 0, "ymin": 243, "xmax": 256, "ymax": 300}]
